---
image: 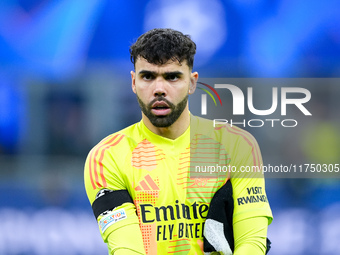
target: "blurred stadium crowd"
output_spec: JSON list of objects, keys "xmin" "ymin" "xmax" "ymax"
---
[{"xmin": 0, "ymin": 0, "xmax": 339, "ymax": 254}]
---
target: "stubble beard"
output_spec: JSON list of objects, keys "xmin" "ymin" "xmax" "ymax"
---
[{"xmin": 136, "ymin": 94, "xmax": 189, "ymax": 128}]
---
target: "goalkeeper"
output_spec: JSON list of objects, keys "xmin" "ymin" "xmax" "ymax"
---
[{"xmin": 84, "ymin": 28, "xmax": 273, "ymax": 254}]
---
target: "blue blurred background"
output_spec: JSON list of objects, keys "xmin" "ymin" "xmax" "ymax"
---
[{"xmin": 0, "ymin": 0, "xmax": 339, "ymax": 254}]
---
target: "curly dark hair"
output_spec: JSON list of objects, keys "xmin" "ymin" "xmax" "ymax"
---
[{"xmin": 130, "ymin": 28, "xmax": 196, "ymax": 69}]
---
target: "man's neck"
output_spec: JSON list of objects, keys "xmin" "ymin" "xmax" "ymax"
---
[{"xmin": 142, "ymin": 108, "xmax": 190, "ymax": 140}]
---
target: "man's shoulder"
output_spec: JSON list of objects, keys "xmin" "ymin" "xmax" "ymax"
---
[
  {"xmin": 91, "ymin": 122, "xmax": 143, "ymax": 153},
  {"xmin": 192, "ymin": 116, "xmax": 258, "ymax": 144}
]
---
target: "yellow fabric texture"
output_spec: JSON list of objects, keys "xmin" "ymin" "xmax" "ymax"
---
[
  {"xmin": 233, "ymin": 217, "xmax": 268, "ymax": 255},
  {"xmin": 113, "ymin": 249, "xmax": 144, "ymax": 255},
  {"xmin": 105, "ymin": 207, "xmax": 145, "ymax": 254},
  {"xmin": 84, "ymin": 115, "xmax": 273, "ymax": 254}
]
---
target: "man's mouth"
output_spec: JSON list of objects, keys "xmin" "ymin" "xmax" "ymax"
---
[{"xmin": 151, "ymin": 101, "xmax": 171, "ymax": 116}]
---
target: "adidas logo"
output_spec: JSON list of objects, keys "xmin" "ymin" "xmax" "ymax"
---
[{"xmin": 135, "ymin": 174, "xmax": 160, "ymax": 191}]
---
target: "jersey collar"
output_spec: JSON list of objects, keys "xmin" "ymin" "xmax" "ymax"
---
[{"xmin": 138, "ymin": 119, "xmax": 190, "ymax": 154}]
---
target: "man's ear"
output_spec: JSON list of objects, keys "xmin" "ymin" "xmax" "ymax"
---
[
  {"xmin": 131, "ymin": 70, "xmax": 136, "ymax": 94},
  {"xmin": 189, "ymin": 71, "xmax": 198, "ymax": 95}
]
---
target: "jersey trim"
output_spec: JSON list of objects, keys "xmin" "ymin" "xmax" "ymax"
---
[{"xmin": 89, "ymin": 134, "xmax": 125, "ymax": 189}]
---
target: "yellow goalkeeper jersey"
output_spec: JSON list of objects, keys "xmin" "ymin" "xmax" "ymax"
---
[{"xmin": 84, "ymin": 115, "xmax": 273, "ymax": 254}]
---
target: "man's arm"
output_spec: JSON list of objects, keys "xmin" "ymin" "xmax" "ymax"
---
[
  {"xmin": 203, "ymin": 179, "xmax": 271, "ymax": 255},
  {"xmin": 93, "ymin": 200, "xmax": 146, "ymax": 255},
  {"xmin": 233, "ymin": 216, "xmax": 268, "ymax": 255},
  {"xmin": 84, "ymin": 135, "xmax": 146, "ymax": 254},
  {"xmin": 104, "ymin": 203, "xmax": 145, "ymax": 254},
  {"xmin": 107, "ymin": 223, "xmax": 145, "ymax": 255},
  {"xmin": 227, "ymin": 125, "xmax": 273, "ymax": 254}
]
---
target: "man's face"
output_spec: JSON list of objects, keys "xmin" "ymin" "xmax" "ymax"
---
[{"xmin": 131, "ymin": 58, "xmax": 197, "ymax": 128}]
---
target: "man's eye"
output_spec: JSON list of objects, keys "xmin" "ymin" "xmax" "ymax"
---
[
  {"xmin": 166, "ymin": 74, "xmax": 179, "ymax": 81},
  {"xmin": 142, "ymin": 74, "xmax": 154, "ymax": 80}
]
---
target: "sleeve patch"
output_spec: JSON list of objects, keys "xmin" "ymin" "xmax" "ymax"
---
[{"xmin": 99, "ymin": 208, "xmax": 127, "ymax": 233}]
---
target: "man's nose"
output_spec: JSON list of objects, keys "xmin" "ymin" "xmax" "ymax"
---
[{"xmin": 153, "ymin": 77, "xmax": 167, "ymax": 97}]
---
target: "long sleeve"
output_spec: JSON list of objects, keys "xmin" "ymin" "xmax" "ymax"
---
[
  {"xmin": 233, "ymin": 216, "xmax": 268, "ymax": 255},
  {"xmin": 106, "ymin": 205, "xmax": 145, "ymax": 254}
]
